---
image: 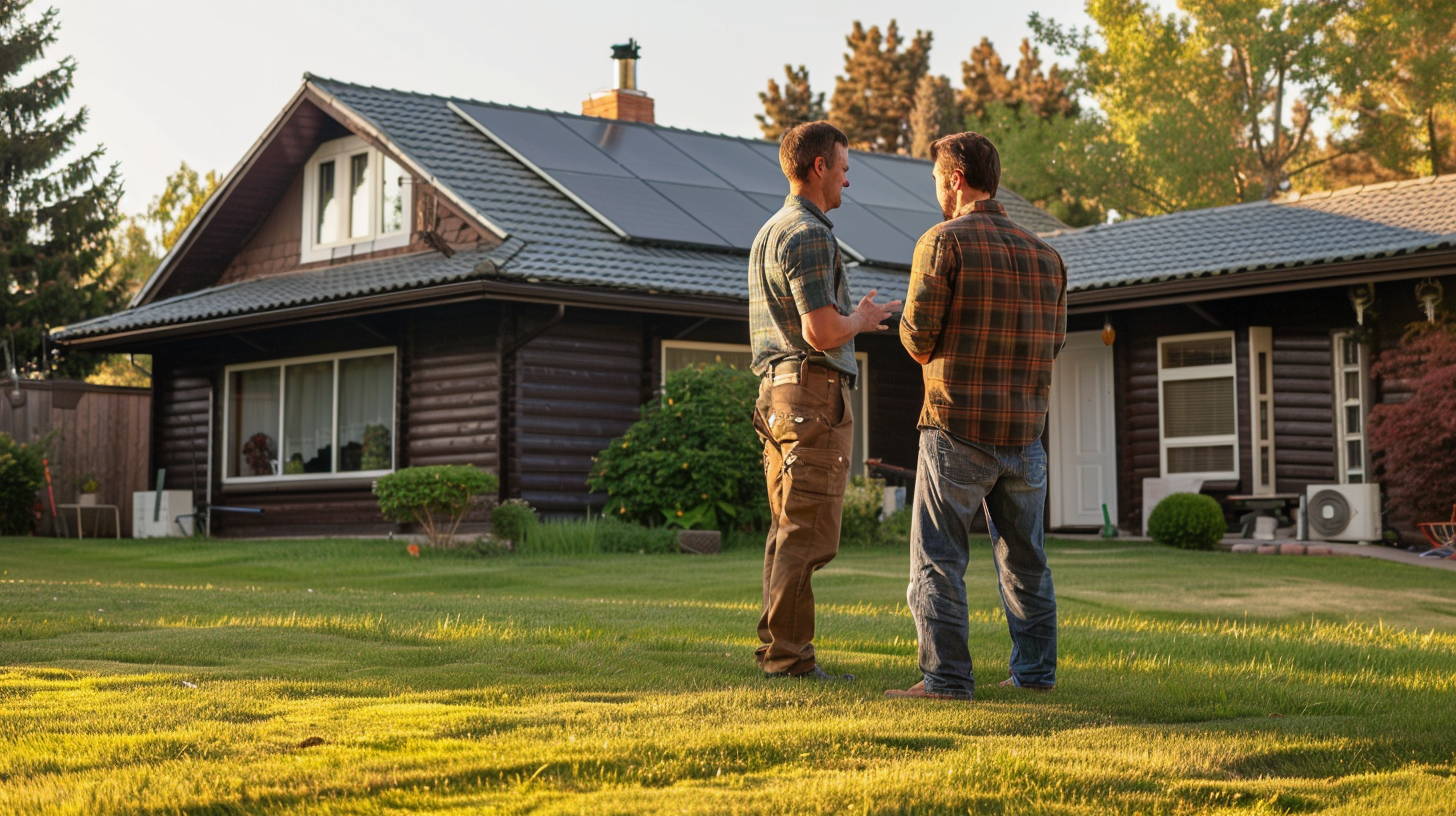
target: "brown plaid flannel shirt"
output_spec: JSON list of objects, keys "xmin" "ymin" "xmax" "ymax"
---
[{"xmin": 899, "ymin": 199, "xmax": 1067, "ymax": 446}]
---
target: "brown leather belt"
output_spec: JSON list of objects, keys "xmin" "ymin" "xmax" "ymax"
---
[{"xmin": 768, "ymin": 358, "xmax": 856, "ymax": 389}]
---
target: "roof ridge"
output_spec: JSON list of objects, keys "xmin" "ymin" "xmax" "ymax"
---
[{"xmin": 1280, "ymin": 172, "xmax": 1456, "ymax": 203}]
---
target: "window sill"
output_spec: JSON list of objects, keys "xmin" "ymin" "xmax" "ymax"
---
[
  {"xmin": 300, "ymin": 232, "xmax": 410, "ymax": 265},
  {"xmin": 220, "ymin": 473, "xmax": 389, "ymax": 494}
]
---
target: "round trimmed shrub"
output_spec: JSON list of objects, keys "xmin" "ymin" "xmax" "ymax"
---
[
  {"xmin": 589, "ymin": 363, "xmax": 766, "ymax": 530},
  {"xmin": 374, "ymin": 465, "xmax": 498, "ymax": 548},
  {"xmin": 1147, "ymin": 492, "xmax": 1226, "ymax": 550}
]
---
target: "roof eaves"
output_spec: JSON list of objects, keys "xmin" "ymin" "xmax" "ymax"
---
[{"xmin": 306, "ymin": 79, "xmax": 512, "ymax": 244}]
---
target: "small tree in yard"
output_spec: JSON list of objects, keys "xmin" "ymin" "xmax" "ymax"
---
[
  {"xmin": 374, "ymin": 465, "xmax": 498, "ymax": 548},
  {"xmin": 589, "ymin": 363, "xmax": 767, "ymax": 531},
  {"xmin": 1367, "ymin": 326, "xmax": 1456, "ymax": 523}
]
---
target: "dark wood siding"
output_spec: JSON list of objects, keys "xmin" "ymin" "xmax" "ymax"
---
[
  {"xmin": 1117, "ymin": 335, "xmax": 1162, "ymax": 530},
  {"xmin": 151, "ymin": 359, "xmax": 212, "ymax": 498},
  {"xmin": 1272, "ymin": 332, "xmax": 1337, "ymax": 490},
  {"xmin": 404, "ymin": 303, "xmax": 501, "ymax": 470},
  {"xmin": 508, "ymin": 311, "xmax": 643, "ymax": 515}
]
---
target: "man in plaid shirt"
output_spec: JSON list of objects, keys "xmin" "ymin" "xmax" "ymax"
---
[
  {"xmin": 748, "ymin": 122, "xmax": 898, "ymax": 681},
  {"xmin": 885, "ymin": 132, "xmax": 1067, "ymax": 701}
]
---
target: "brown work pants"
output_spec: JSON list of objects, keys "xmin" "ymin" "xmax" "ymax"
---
[{"xmin": 752, "ymin": 364, "xmax": 854, "ymax": 675}]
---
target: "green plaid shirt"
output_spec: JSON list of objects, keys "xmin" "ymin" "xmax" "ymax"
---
[
  {"xmin": 900, "ymin": 199, "xmax": 1067, "ymax": 446},
  {"xmin": 748, "ymin": 195, "xmax": 857, "ymax": 377}
]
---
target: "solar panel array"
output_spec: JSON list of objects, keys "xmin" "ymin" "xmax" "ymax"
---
[{"xmin": 451, "ymin": 101, "xmax": 945, "ymax": 267}]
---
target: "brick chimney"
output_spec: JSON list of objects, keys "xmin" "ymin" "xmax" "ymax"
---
[{"xmin": 582, "ymin": 38, "xmax": 654, "ymax": 124}]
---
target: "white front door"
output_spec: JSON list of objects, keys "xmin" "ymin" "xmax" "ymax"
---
[{"xmin": 1048, "ymin": 331, "xmax": 1118, "ymax": 529}]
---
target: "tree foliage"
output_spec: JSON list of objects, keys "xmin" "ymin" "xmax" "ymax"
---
[
  {"xmin": 756, "ymin": 65, "xmax": 827, "ymax": 142},
  {"xmin": 908, "ymin": 75, "xmax": 960, "ymax": 159},
  {"xmin": 0, "ymin": 1, "xmax": 124, "ymax": 379},
  {"xmin": 1327, "ymin": 0, "xmax": 1456, "ymax": 182},
  {"xmin": 0, "ymin": 431, "xmax": 43, "ymax": 535},
  {"xmin": 828, "ymin": 20, "xmax": 932, "ymax": 153},
  {"xmin": 1366, "ymin": 325, "xmax": 1456, "ymax": 525}
]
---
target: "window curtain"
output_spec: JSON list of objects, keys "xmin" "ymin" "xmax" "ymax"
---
[
  {"xmin": 337, "ymin": 354, "xmax": 394, "ymax": 471},
  {"xmin": 284, "ymin": 362, "xmax": 334, "ymax": 473},
  {"xmin": 230, "ymin": 368, "xmax": 280, "ymax": 477}
]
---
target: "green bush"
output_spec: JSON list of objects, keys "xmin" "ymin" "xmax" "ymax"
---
[
  {"xmin": 490, "ymin": 498, "xmax": 538, "ymax": 546},
  {"xmin": 374, "ymin": 465, "xmax": 498, "ymax": 549},
  {"xmin": 877, "ymin": 506, "xmax": 913, "ymax": 547},
  {"xmin": 589, "ymin": 363, "xmax": 765, "ymax": 531},
  {"xmin": 840, "ymin": 475, "xmax": 885, "ymax": 547},
  {"xmin": 0, "ymin": 433, "xmax": 43, "ymax": 535},
  {"xmin": 1147, "ymin": 492, "xmax": 1226, "ymax": 550}
]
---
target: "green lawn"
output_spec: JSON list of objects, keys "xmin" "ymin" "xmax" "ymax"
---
[{"xmin": 2, "ymin": 535, "xmax": 1454, "ymax": 815}]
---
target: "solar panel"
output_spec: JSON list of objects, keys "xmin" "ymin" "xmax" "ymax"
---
[
  {"xmin": 455, "ymin": 103, "xmax": 631, "ymax": 178},
  {"xmin": 451, "ymin": 101, "xmax": 953, "ymax": 266},
  {"xmin": 648, "ymin": 182, "xmax": 773, "ymax": 247},
  {"xmin": 558, "ymin": 118, "xmax": 724, "ymax": 187},
  {"xmin": 655, "ymin": 131, "xmax": 787, "ymax": 195},
  {"xmin": 549, "ymin": 171, "xmax": 729, "ymax": 247}
]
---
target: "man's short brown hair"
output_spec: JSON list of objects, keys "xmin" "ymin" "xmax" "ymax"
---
[
  {"xmin": 779, "ymin": 121, "xmax": 848, "ymax": 183},
  {"xmin": 930, "ymin": 132, "xmax": 1000, "ymax": 198}
]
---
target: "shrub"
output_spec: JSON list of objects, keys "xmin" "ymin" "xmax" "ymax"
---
[
  {"xmin": 589, "ymin": 363, "xmax": 766, "ymax": 531},
  {"xmin": 490, "ymin": 498, "xmax": 538, "ymax": 547},
  {"xmin": 374, "ymin": 465, "xmax": 498, "ymax": 548},
  {"xmin": 1367, "ymin": 325, "xmax": 1456, "ymax": 523},
  {"xmin": 76, "ymin": 472, "xmax": 99, "ymax": 494},
  {"xmin": 877, "ymin": 505, "xmax": 913, "ymax": 547},
  {"xmin": 0, "ymin": 433, "xmax": 43, "ymax": 535},
  {"xmin": 840, "ymin": 475, "xmax": 885, "ymax": 547},
  {"xmin": 1147, "ymin": 492, "xmax": 1226, "ymax": 550}
]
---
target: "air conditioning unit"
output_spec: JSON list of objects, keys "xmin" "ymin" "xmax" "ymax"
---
[
  {"xmin": 132, "ymin": 490, "xmax": 195, "ymax": 538},
  {"xmin": 1305, "ymin": 484, "xmax": 1381, "ymax": 543}
]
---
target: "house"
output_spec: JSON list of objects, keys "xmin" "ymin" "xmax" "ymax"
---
[
  {"xmin": 1040, "ymin": 177, "xmax": 1456, "ymax": 539},
  {"xmin": 52, "ymin": 61, "xmax": 1064, "ymax": 537},
  {"xmin": 56, "ymin": 49, "xmax": 1455, "ymax": 542}
]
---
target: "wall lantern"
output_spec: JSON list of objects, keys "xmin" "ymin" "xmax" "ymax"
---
[
  {"xmin": 1416, "ymin": 278, "xmax": 1443, "ymax": 323},
  {"xmin": 1101, "ymin": 315, "xmax": 1116, "ymax": 346},
  {"xmin": 1347, "ymin": 283, "xmax": 1374, "ymax": 326}
]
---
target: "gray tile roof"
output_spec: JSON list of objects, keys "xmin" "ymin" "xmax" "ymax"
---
[{"xmin": 1046, "ymin": 175, "xmax": 1456, "ymax": 291}]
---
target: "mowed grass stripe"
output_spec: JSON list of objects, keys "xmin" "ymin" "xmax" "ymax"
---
[{"xmin": 1, "ymin": 536, "xmax": 1454, "ymax": 814}]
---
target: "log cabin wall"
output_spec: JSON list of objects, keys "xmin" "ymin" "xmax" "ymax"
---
[
  {"xmin": 1271, "ymin": 332, "xmax": 1337, "ymax": 491},
  {"xmin": 151, "ymin": 359, "xmax": 213, "ymax": 501},
  {"xmin": 0, "ymin": 381, "xmax": 150, "ymax": 536},
  {"xmin": 506, "ymin": 308, "xmax": 643, "ymax": 516}
]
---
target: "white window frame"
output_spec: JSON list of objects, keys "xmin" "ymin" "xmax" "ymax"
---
[
  {"xmin": 221, "ymin": 346, "xmax": 398, "ymax": 484},
  {"xmin": 1332, "ymin": 331, "xmax": 1369, "ymax": 484},
  {"xmin": 659, "ymin": 340, "xmax": 871, "ymax": 478},
  {"xmin": 300, "ymin": 135, "xmax": 412, "ymax": 264},
  {"xmin": 1248, "ymin": 326, "xmax": 1276, "ymax": 494},
  {"xmin": 1157, "ymin": 331, "xmax": 1240, "ymax": 481}
]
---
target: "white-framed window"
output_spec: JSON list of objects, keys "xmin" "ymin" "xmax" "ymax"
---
[
  {"xmin": 300, "ymin": 136, "xmax": 411, "ymax": 263},
  {"xmin": 223, "ymin": 347, "xmax": 397, "ymax": 483},
  {"xmin": 1332, "ymin": 331, "xmax": 1369, "ymax": 484},
  {"xmin": 1157, "ymin": 331, "xmax": 1239, "ymax": 480},
  {"xmin": 660, "ymin": 340, "xmax": 871, "ymax": 478},
  {"xmin": 1248, "ymin": 327, "xmax": 1276, "ymax": 493}
]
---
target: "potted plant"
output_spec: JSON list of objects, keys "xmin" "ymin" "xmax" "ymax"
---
[{"xmin": 77, "ymin": 473, "xmax": 99, "ymax": 506}]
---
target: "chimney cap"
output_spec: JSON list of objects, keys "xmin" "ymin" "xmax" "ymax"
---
[{"xmin": 611, "ymin": 39, "xmax": 640, "ymax": 60}]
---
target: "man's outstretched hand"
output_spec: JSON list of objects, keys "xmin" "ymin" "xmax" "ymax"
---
[{"xmin": 854, "ymin": 289, "xmax": 902, "ymax": 333}]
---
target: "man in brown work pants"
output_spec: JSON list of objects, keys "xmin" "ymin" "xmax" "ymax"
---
[{"xmin": 748, "ymin": 121, "xmax": 898, "ymax": 680}]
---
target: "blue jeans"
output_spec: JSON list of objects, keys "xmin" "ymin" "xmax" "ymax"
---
[{"xmin": 908, "ymin": 429, "xmax": 1057, "ymax": 698}]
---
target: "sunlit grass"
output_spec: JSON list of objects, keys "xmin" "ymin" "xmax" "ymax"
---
[{"xmin": 2, "ymin": 535, "xmax": 1454, "ymax": 814}]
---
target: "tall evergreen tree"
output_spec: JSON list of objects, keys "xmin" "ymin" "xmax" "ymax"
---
[
  {"xmin": 829, "ymin": 20, "xmax": 932, "ymax": 153},
  {"xmin": 908, "ymin": 75, "xmax": 961, "ymax": 159},
  {"xmin": 756, "ymin": 65, "xmax": 827, "ymax": 141},
  {"xmin": 0, "ymin": 1, "xmax": 123, "ymax": 379},
  {"xmin": 1009, "ymin": 39, "xmax": 1079, "ymax": 120},
  {"xmin": 961, "ymin": 37, "xmax": 1013, "ymax": 121}
]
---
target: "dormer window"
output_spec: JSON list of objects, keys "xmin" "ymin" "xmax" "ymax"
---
[{"xmin": 301, "ymin": 135, "xmax": 411, "ymax": 262}]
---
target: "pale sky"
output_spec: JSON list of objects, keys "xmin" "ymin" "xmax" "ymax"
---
[{"xmin": 52, "ymin": 1, "xmax": 1098, "ymax": 215}]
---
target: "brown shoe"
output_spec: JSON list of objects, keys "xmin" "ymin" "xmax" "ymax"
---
[
  {"xmin": 998, "ymin": 676, "xmax": 1055, "ymax": 692},
  {"xmin": 884, "ymin": 680, "xmax": 971, "ymax": 701}
]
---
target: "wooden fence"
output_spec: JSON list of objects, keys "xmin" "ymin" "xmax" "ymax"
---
[{"xmin": 0, "ymin": 380, "xmax": 151, "ymax": 537}]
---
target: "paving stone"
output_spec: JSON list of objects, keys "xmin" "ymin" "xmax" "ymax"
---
[
  {"xmin": 1279, "ymin": 543, "xmax": 1307, "ymax": 555},
  {"xmin": 1230, "ymin": 543, "xmax": 1259, "ymax": 554},
  {"xmin": 1257, "ymin": 545, "xmax": 1280, "ymax": 554}
]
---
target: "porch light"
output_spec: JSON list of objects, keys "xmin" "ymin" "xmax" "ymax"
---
[
  {"xmin": 1347, "ymin": 283, "xmax": 1374, "ymax": 326},
  {"xmin": 1101, "ymin": 316, "xmax": 1115, "ymax": 346},
  {"xmin": 1416, "ymin": 278, "xmax": 1443, "ymax": 323}
]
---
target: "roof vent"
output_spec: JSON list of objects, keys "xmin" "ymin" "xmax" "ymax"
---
[{"xmin": 582, "ymin": 38, "xmax": 654, "ymax": 124}]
